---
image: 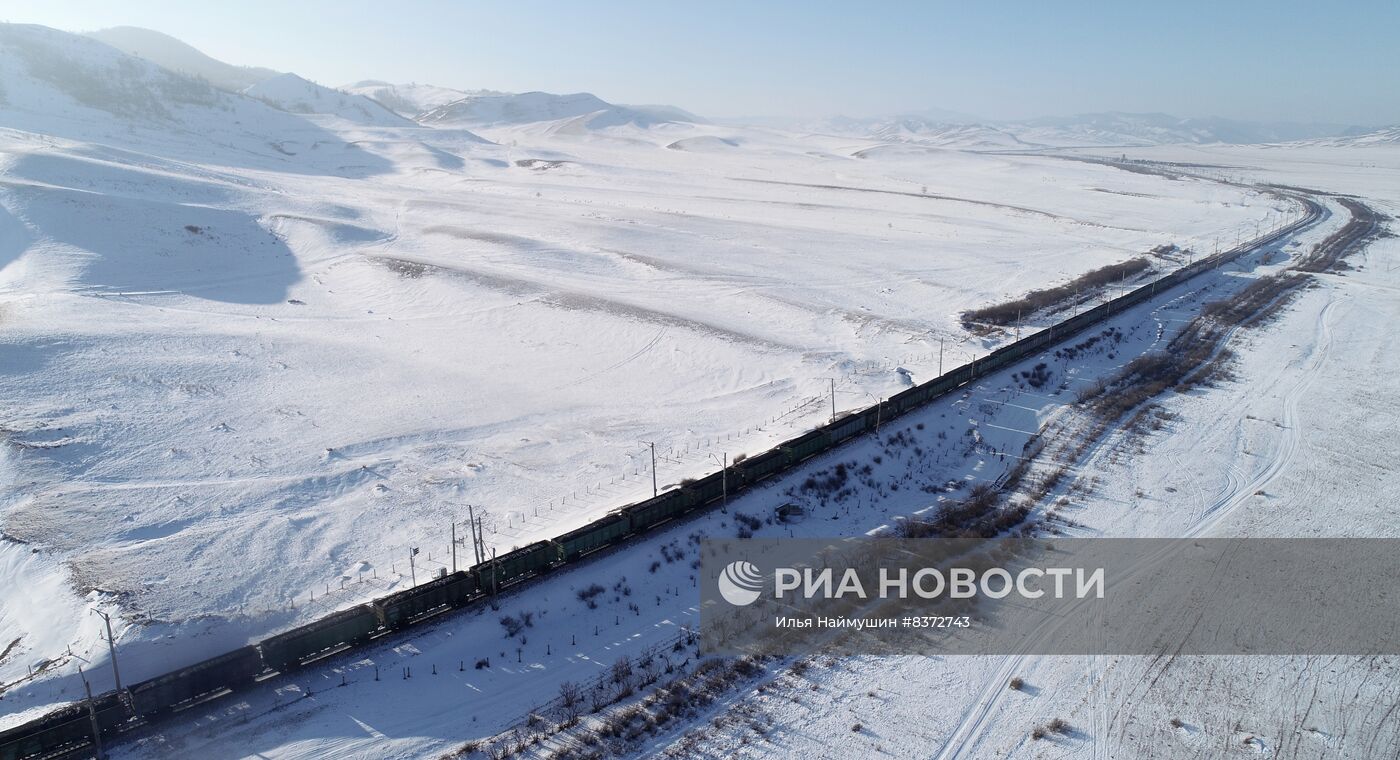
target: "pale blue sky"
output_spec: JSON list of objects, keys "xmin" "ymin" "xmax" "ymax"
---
[{"xmin": 6, "ymin": 0, "xmax": 1398, "ymax": 125}]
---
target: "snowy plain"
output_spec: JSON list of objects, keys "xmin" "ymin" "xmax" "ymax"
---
[
  {"xmin": 90, "ymin": 181, "xmax": 1390, "ymax": 760},
  {"xmin": 634, "ymin": 146, "xmax": 1400, "ymax": 760}
]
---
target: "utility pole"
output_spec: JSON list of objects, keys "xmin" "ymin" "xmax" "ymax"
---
[
  {"xmin": 488, "ymin": 547, "xmax": 498, "ymax": 594},
  {"xmin": 409, "ymin": 547, "xmax": 418, "ymax": 587},
  {"xmin": 829, "ymin": 378, "xmax": 836, "ymax": 423},
  {"xmin": 710, "ymin": 453, "xmax": 728, "ymax": 512},
  {"xmin": 938, "ymin": 337, "xmax": 944, "ymax": 376},
  {"xmin": 866, "ymin": 394, "xmax": 882, "ymax": 434},
  {"xmin": 642, "ymin": 441, "xmax": 658, "ymax": 497},
  {"xmin": 468, "ymin": 505, "xmax": 481, "ymax": 565},
  {"xmin": 90, "ymin": 609, "xmax": 122, "ymax": 696},
  {"xmin": 475, "ymin": 515, "xmax": 485, "ymax": 564},
  {"xmin": 720, "ymin": 452, "xmax": 727, "ymax": 511},
  {"xmin": 450, "ymin": 520, "xmax": 457, "ymax": 573},
  {"xmin": 80, "ymin": 666, "xmax": 105, "ymax": 760}
]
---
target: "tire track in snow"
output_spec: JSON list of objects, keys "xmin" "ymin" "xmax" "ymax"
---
[
  {"xmin": 1185, "ymin": 290, "xmax": 1342, "ymax": 538},
  {"xmin": 934, "ymin": 258, "xmax": 1347, "ymax": 760},
  {"xmin": 553, "ymin": 325, "xmax": 668, "ymax": 390}
]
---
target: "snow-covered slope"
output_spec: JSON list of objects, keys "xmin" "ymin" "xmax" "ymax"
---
[
  {"xmin": 618, "ymin": 103, "xmax": 708, "ymax": 124},
  {"xmin": 1, "ymin": 23, "xmax": 227, "ymax": 123},
  {"xmin": 869, "ymin": 120, "xmax": 1033, "ymax": 150},
  {"xmin": 245, "ymin": 72, "xmax": 415, "ymax": 126},
  {"xmin": 340, "ymin": 80, "xmax": 495, "ymax": 117},
  {"xmin": 418, "ymin": 90, "xmax": 696, "ymax": 129},
  {"xmin": 1293, "ymin": 125, "xmax": 1400, "ymax": 147},
  {"xmin": 86, "ymin": 25, "xmax": 279, "ymax": 92},
  {"xmin": 0, "ymin": 23, "xmax": 403, "ymax": 178}
]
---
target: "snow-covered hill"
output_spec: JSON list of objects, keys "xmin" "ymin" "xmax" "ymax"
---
[
  {"xmin": 617, "ymin": 103, "xmax": 707, "ymax": 124},
  {"xmin": 86, "ymin": 25, "xmax": 279, "ymax": 92},
  {"xmin": 867, "ymin": 120, "xmax": 1032, "ymax": 150},
  {"xmin": 0, "ymin": 24, "xmax": 399, "ymax": 177},
  {"xmin": 418, "ymin": 90, "xmax": 698, "ymax": 129},
  {"xmin": 340, "ymin": 80, "xmax": 497, "ymax": 117},
  {"xmin": 1292, "ymin": 125, "xmax": 1400, "ymax": 147},
  {"xmin": 1, "ymin": 23, "xmax": 225, "ymax": 123},
  {"xmin": 245, "ymin": 72, "xmax": 414, "ymax": 126}
]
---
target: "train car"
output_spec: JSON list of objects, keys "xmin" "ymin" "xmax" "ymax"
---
[
  {"xmin": 621, "ymin": 489, "xmax": 687, "ymax": 532},
  {"xmin": 557, "ymin": 513, "xmax": 630, "ymax": 561},
  {"xmin": 259, "ymin": 603, "xmax": 381, "ymax": 672},
  {"xmin": 684, "ymin": 471, "xmax": 726, "ymax": 506},
  {"xmin": 886, "ymin": 385, "xmax": 926, "ymax": 414},
  {"xmin": 779, "ymin": 429, "xmax": 830, "ymax": 463},
  {"xmin": 823, "ymin": 411, "xmax": 868, "ymax": 444},
  {"xmin": 920, "ymin": 373, "xmax": 961, "ymax": 400},
  {"xmin": 734, "ymin": 449, "xmax": 786, "ymax": 484},
  {"xmin": 129, "ymin": 645, "xmax": 263, "ymax": 716},
  {"xmin": 374, "ymin": 571, "xmax": 477, "ymax": 630},
  {"xmin": 0, "ymin": 707, "xmax": 92, "ymax": 760},
  {"xmin": 982, "ymin": 347, "xmax": 1020, "ymax": 378},
  {"xmin": 480, "ymin": 542, "xmax": 559, "ymax": 593}
]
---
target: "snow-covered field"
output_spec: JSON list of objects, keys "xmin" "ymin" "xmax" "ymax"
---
[
  {"xmin": 0, "ymin": 22, "xmax": 1292, "ymax": 722},
  {"xmin": 638, "ymin": 147, "xmax": 1400, "ymax": 759},
  {"xmin": 75, "ymin": 173, "xmax": 1389, "ymax": 760},
  {"xmin": 1, "ymin": 21, "xmax": 1396, "ymax": 760}
]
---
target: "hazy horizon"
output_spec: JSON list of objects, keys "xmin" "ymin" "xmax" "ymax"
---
[{"xmin": 4, "ymin": 0, "xmax": 1398, "ymax": 126}]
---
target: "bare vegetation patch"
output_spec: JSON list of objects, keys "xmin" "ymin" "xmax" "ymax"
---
[{"xmin": 962, "ymin": 257, "xmax": 1152, "ymax": 328}]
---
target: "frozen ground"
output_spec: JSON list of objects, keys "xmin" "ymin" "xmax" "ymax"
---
[
  {"xmin": 80, "ymin": 172, "xmax": 1373, "ymax": 760},
  {"xmin": 0, "ymin": 23, "xmax": 1292, "ymax": 729},
  {"xmin": 636, "ymin": 147, "xmax": 1400, "ymax": 759}
]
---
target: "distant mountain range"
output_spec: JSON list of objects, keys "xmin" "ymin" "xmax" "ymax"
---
[
  {"xmin": 11, "ymin": 25, "xmax": 1396, "ymax": 148},
  {"xmin": 812, "ymin": 111, "xmax": 1379, "ymax": 149},
  {"xmin": 79, "ymin": 26, "xmax": 703, "ymax": 132},
  {"xmin": 417, "ymin": 91, "xmax": 705, "ymax": 130}
]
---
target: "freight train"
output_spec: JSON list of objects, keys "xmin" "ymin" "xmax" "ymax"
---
[{"xmin": 0, "ymin": 194, "xmax": 1321, "ymax": 760}]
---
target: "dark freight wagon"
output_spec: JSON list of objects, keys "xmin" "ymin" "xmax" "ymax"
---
[
  {"xmin": 622, "ymin": 489, "xmax": 688, "ymax": 531},
  {"xmin": 260, "ymin": 603, "xmax": 380, "ymax": 672},
  {"xmin": 780, "ymin": 430, "xmax": 831, "ymax": 462},
  {"xmin": 375, "ymin": 571, "xmax": 478, "ymax": 629},
  {"xmin": 823, "ymin": 411, "xmax": 867, "ymax": 443},
  {"xmin": 0, "ymin": 709, "xmax": 94, "ymax": 760},
  {"xmin": 735, "ymin": 449, "xmax": 786, "ymax": 483},
  {"xmin": 483, "ymin": 542, "xmax": 560, "ymax": 591},
  {"xmin": 684, "ymin": 471, "xmax": 726, "ymax": 505},
  {"xmin": 558, "ymin": 513, "xmax": 630, "ymax": 561},
  {"xmin": 129, "ymin": 645, "xmax": 263, "ymax": 715}
]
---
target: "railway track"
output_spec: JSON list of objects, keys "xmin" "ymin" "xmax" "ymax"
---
[
  {"xmin": 933, "ymin": 194, "xmax": 1386, "ymax": 760},
  {"xmin": 0, "ymin": 187, "xmax": 1332, "ymax": 760}
]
